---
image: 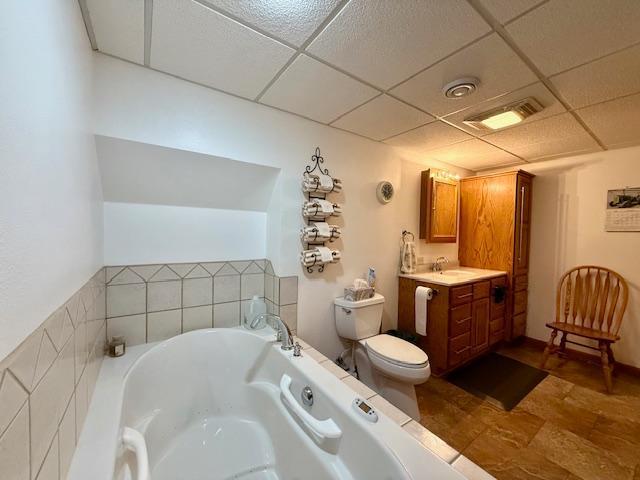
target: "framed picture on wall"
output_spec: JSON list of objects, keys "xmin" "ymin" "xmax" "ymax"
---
[{"xmin": 605, "ymin": 187, "xmax": 640, "ymax": 231}]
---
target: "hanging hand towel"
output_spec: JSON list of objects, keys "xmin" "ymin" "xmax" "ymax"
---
[
  {"xmin": 400, "ymin": 241, "xmax": 416, "ymax": 274},
  {"xmin": 316, "ymin": 199, "xmax": 334, "ymax": 214},
  {"xmin": 314, "ymin": 221, "xmax": 331, "ymax": 237},
  {"xmin": 318, "ymin": 173, "xmax": 334, "ymax": 190},
  {"xmin": 415, "ymin": 286, "xmax": 433, "ymax": 336}
]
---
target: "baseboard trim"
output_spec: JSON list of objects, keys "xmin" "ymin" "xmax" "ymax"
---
[{"xmin": 523, "ymin": 336, "xmax": 640, "ymax": 377}]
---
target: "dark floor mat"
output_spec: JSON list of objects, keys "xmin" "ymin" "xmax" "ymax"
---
[{"xmin": 446, "ymin": 353, "xmax": 548, "ymax": 411}]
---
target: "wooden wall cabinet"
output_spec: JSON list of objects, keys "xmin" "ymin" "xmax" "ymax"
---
[
  {"xmin": 420, "ymin": 169, "xmax": 458, "ymax": 243},
  {"xmin": 398, "ymin": 276, "xmax": 507, "ymax": 376},
  {"xmin": 458, "ymin": 170, "xmax": 533, "ymax": 341}
]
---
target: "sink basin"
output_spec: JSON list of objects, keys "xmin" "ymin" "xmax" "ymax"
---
[{"xmin": 437, "ymin": 269, "xmax": 474, "ymax": 277}]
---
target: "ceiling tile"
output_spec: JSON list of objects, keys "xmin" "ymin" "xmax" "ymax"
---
[
  {"xmin": 331, "ymin": 95, "xmax": 433, "ymax": 141},
  {"xmin": 151, "ymin": 0, "xmax": 295, "ymax": 99},
  {"xmin": 576, "ymin": 93, "xmax": 640, "ymax": 148},
  {"xmin": 550, "ymin": 44, "xmax": 640, "ymax": 109},
  {"xmin": 506, "ymin": 0, "xmax": 640, "ymax": 76},
  {"xmin": 385, "ymin": 121, "xmax": 473, "ymax": 154},
  {"xmin": 391, "ymin": 34, "xmax": 537, "ymax": 116},
  {"xmin": 202, "ymin": 0, "xmax": 340, "ymax": 47},
  {"xmin": 476, "ymin": 0, "xmax": 545, "ymax": 24},
  {"xmin": 86, "ymin": 0, "xmax": 144, "ymax": 64},
  {"xmin": 424, "ymin": 139, "xmax": 521, "ymax": 170},
  {"xmin": 484, "ymin": 113, "xmax": 600, "ymax": 161},
  {"xmin": 260, "ymin": 54, "xmax": 379, "ymax": 123},
  {"xmin": 443, "ymin": 82, "xmax": 566, "ymax": 136},
  {"xmin": 307, "ymin": 0, "xmax": 490, "ymax": 89}
]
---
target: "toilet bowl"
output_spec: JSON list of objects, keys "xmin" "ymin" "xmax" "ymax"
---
[{"xmin": 334, "ymin": 294, "xmax": 430, "ymax": 421}]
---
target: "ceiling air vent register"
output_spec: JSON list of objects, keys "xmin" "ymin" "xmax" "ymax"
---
[{"xmin": 463, "ymin": 97, "xmax": 544, "ymax": 131}]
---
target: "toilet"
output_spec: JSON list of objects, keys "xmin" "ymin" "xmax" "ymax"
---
[{"xmin": 334, "ymin": 293, "xmax": 430, "ymax": 421}]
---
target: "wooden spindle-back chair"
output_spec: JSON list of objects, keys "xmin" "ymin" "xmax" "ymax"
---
[{"xmin": 540, "ymin": 266, "xmax": 629, "ymax": 393}]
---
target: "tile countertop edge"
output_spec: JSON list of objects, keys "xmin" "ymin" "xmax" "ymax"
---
[{"xmin": 399, "ymin": 267, "xmax": 507, "ymax": 286}]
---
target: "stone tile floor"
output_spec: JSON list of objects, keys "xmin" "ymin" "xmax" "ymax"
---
[{"xmin": 416, "ymin": 342, "xmax": 640, "ymax": 480}]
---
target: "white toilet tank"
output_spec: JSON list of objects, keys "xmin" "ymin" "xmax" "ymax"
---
[{"xmin": 334, "ymin": 294, "xmax": 385, "ymax": 340}]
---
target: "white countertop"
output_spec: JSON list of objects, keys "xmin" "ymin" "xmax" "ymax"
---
[{"xmin": 399, "ymin": 267, "xmax": 507, "ymax": 286}]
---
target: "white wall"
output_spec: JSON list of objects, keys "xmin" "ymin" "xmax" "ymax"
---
[
  {"xmin": 92, "ymin": 54, "xmax": 470, "ymax": 359},
  {"xmin": 0, "ymin": 2, "xmax": 103, "ymax": 361},
  {"xmin": 490, "ymin": 147, "xmax": 640, "ymax": 368},
  {"xmin": 103, "ymin": 202, "xmax": 267, "ymax": 265}
]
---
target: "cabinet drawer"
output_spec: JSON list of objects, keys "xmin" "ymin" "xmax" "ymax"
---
[
  {"xmin": 513, "ymin": 313, "xmax": 526, "ymax": 337},
  {"xmin": 451, "ymin": 285, "xmax": 473, "ymax": 306},
  {"xmin": 448, "ymin": 332, "xmax": 471, "ymax": 368},
  {"xmin": 514, "ymin": 290, "xmax": 528, "ymax": 315},
  {"xmin": 489, "ymin": 329, "xmax": 504, "ymax": 346},
  {"xmin": 489, "ymin": 317, "xmax": 504, "ymax": 334},
  {"xmin": 473, "ymin": 281, "xmax": 490, "ymax": 300},
  {"xmin": 514, "ymin": 275, "xmax": 528, "ymax": 292},
  {"xmin": 491, "ymin": 301, "xmax": 505, "ymax": 320},
  {"xmin": 450, "ymin": 303, "xmax": 472, "ymax": 337}
]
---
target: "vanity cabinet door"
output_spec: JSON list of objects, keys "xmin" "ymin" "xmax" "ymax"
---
[{"xmin": 471, "ymin": 297, "xmax": 490, "ymax": 354}]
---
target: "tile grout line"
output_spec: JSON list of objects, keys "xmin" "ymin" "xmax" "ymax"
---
[{"xmin": 143, "ymin": 0, "xmax": 153, "ymax": 67}]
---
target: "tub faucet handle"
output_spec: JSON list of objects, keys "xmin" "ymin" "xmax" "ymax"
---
[{"xmin": 293, "ymin": 342, "xmax": 302, "ymax": 357}]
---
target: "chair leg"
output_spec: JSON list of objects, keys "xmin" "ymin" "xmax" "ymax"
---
[
  {"xmin": 607, "ymin": 344, "xmax": 616, "ymax": 376},
  {"xmin": 558, "ymin": 332, "xmax": 568, "ymax": 357},
  {"xmin": 540, "ymin": 329, "xmax": 558, "ymax": 369},
  {"xmin": 599, "ymin": 341, "xmax": 613, "ymax": 394}
]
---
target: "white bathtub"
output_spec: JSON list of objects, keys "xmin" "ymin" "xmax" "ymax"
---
[{"xmin": 70, "ymin": 327, "xmax": 465, "ymax": 480}]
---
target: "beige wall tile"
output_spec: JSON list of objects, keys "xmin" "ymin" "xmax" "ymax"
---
[
  {"xmin": 320, "ymin": 359, "xmax": 350, "ymax": 380},
  {"xmin": 369, "ymin": 394, "xmax": 411, "ymax": 426},
  {"xmin": 0, "ymin": 371, "xmax": 28, "ymax": 436},
  {"xmin": 213, "ymin": 302, "xmax": 240, "ymax": 328},
  {"xmin": 107, "ymin": 314, "xmax": 147, "ymax": 346},
  {"xmin": 147, "ymin": 281, "xmax": 181, "ymax": 312},
  {"xmin": 342, "ymin": 375, "xmax": 376, "ymax": 400},
  {"xmin": 58, "ymin": 394, "xmax": 76, "ymax": 480},
  {"xmin": 240, "ymin": 273, "xmax": 264, "ymax": 300},
  {"xmin": 35, "ymin": 433, "xmax": 59, "ymax": 480},
  {"xmin": 0, "ymin": 402, "xmax": 30, "ymax": 480},
  {"xmin": 403, "ymin": 420, "xmax": 459, "ymax": 463},
  {"xmin": 214, "ymin": 275, "xmax": 240, "ymax": 303},
  {"xmin": 183, "ymin": 277, "xmax": 213, "ymax": 307},
  {"xmin": 452, "ymin": 455, "xmax": 495, "ymax": 480},
  {"xmin": 148, "ymin": 310, "xmax": 181, "ymax": 342},
  {"xmin": 107, "ymin": 283, "xmax": 146, "ymax": 317},
  {"xmin": 183, "ymin": 306, "xmax": 213, "ymax": 332},
  {"xmin": 279, "ymin": 304, "xmax": 297, "ymax": 332},
  {"xmin": 75, "ymin": 372, "xmax": 88, "ymax": 443},
  {"xmin": 29, "ymin": 338, "xmax": 74, "ymax": 476}
]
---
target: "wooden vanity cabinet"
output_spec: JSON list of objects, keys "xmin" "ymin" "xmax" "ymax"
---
[
  {"xmin": 419, "ymin": 169, "xmax": 458, "ymax": 243},
  {"xmin": 458, "ymin": 170, "xmax": 533, "ymax": 341},
  {"xmin": 398, "ymin": 275, "xmax": 507, "ymax": 376}
]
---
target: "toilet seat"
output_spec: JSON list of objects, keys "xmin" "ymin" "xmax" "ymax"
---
[
  {"xmin": 362, "ymin": 334, "xmax": 429, "ymax": 368},
  {"xmin": 359, "ymin": 335, "xmax": 431, "ymax": 385}
]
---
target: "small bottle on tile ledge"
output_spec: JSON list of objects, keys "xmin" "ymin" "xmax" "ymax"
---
[{"xmin": 108, "ymin": 336, "xmax": 126, "ymax": 357}]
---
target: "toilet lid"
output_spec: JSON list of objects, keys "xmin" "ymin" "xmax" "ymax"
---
[{"xmin": 364, "ymin": 334, "xmax": 429, "ymax": 368}]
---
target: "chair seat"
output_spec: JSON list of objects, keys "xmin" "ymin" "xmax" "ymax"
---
[{"xmin": 545, "ymin": 322, "xmax": 620, "ymax": 342}]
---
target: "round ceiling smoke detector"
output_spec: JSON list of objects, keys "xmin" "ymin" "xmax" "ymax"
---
[{"xmin": 442, "ymin": 77, "xmax": 480, "ymax": 99}]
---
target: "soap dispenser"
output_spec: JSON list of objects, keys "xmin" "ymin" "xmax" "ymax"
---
[{"xmin": 244, "ymin": 295, "xmax": 267, "ymax": 329}]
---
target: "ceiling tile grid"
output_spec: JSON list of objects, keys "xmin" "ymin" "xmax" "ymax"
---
[
  {"xmin": 549, "ymin": 43, "xmax": 640, "ymax": 110},
  {"xmin": 331, "ymin": 95, "xmax": 434, "ymax": 141},
  {"xmin": 391, "ymin": 33, "xmax": 537, "ymax": 116},
  {"xmin": 306, "ymin": 0, "xmax": 491, "ymax": 89},
  {"xmin": 85, "ymin": 0, "xmax": 144, "ymax": 64},
  {"xmin": 200, "ymin": 0, "xmax": 342, "ymax": 47},
  {"xmin": 150, "ymin": 0, "xmax": 295, "ymax": 99},
  {"xmin": 81, "ymin": 0, "xmax": 640, "ymax": 171},
  {"xmin": 385, "ymin": 121, "xmax": 474, "ymax": 154},
  {"xmin": 259, "ymin": 54, "xmax": 379, "ymax": 123},
  {"xmin": 483, "ymin": 113, "xmax": 600, "ymax": 161},
  {"xmin": 576, "ymin": 92, "xmax": 640, "ymax": 149}
]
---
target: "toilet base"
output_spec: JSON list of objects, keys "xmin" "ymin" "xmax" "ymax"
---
[{"xmin": 354, "ymin": 347, "xmax": 425, "ymax": 421}]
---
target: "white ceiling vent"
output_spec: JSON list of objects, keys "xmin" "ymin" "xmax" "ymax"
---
[{"xmin": 463, "ymin": 97, "xmax": 544, "ymax": 131}]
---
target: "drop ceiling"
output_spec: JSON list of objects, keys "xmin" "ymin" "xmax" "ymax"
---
[{"xmin": 80, "ymin": 0, "xmax": 640, "ymax": 171}]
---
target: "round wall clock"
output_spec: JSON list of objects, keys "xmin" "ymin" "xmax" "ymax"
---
[{"xmin": 376, "ymin": 181, "xmax": 394, "ymax": 204}]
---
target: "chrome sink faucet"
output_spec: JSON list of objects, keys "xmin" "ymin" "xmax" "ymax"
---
[
  {"xmin": 253, "ymin": 313, "xmax": 294, "ymax": 351},
  {"xmin": 432, "ymin": 256, "xmax": 449, "ymax": 272}
]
